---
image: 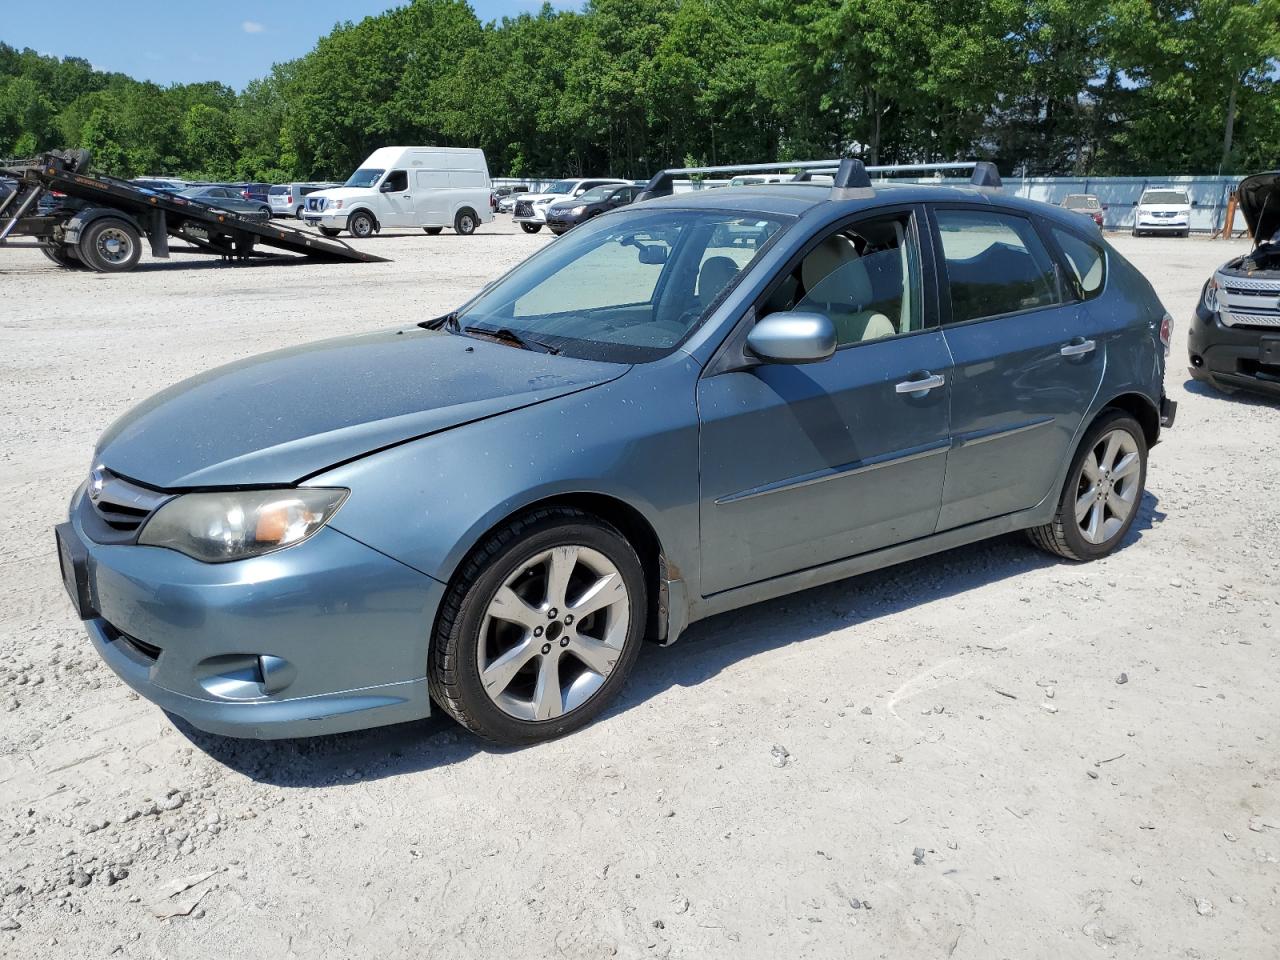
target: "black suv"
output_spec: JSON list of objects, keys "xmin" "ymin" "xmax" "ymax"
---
[{"xmin": 545, "ymin": 184, "xmax": 641, "ymax": 235}]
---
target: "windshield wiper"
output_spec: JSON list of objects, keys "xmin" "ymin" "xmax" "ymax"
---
[
  {"xmin": 462, "ymin": 325, "xmax": 560, "ymax": 355},
  {"xmin": 420, "ymin": 311, "xmax": 460, "ymax": 331}
]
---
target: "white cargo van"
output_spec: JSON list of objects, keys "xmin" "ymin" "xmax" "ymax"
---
[{"xmin": 303, "ymin": 146, "xmax": 493, "ymax": 238}]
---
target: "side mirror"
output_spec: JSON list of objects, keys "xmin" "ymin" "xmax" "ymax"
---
[
  {"xmin": 379, "ymin": 181, "xmax": 395, "ymax": 192},
  {"xmin": 746, "ymin": 312, "xmax": 837, "ymax": 365},
  {"xmin": 637, "ymin": 244, "xmax": 668, "ymax": 265}
]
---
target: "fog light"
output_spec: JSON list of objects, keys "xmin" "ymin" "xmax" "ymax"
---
[{"xmin": 1190, "ymin": 354, "xmax": 1204, "ymax": 368}]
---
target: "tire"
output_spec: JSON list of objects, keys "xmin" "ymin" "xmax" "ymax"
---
[
  {"xmin": 520, "ymin": 222, "xmax": 542, "ymax": 234},
  {"xmin": 259, "ymin": 206, "xmax": 271, "ymax": 219},
  {"xmin": 77, "ymin": 218, "xmax": 142, "ymax": 273},
  {"xmin": 424, "ymin": 227, "xmax": 444, "ymax": 235},
  {"xmin": 429, "ymin": 507, "xmax": 648, "ymax": 745},
  {"xmin": 41, "ymin": 245, "xmax": 84, "ymax": 269},
  {"xmin": 1028, "ymin": 410, "xmax": 1148, "ymax": 562},
  {"xmin": 319, "ymin": 227, "xmax": 341, "ymax": 238},
  {"xmin": 1131, "ymin": 228, "xmax": 1140, "ymax": 237},
  {"xmin": 295, "ymin": 206, "xmax": 304, "ymax": 219},
  {"xmin": 348, "ymin": 210, "xmax": 376, "ymax": 238},
  {"xmin": 454, "ymin": 208, "xmax": 478, "ymax": 235}
]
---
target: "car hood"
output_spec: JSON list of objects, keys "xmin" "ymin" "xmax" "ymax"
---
[
  {"xmin": 308, "ymin": 187, "xmax": 371, "ymax": 203},
  {"xmin": 1138, "ymin": 203, "xmax": 1189, "ymax": 212},
  {"xmin": 519, "ymin": 193, "xmax": 567, "ymax": 204},
  {"xmin": 96, "ymin": 328, "xmax": 627, "ymax": 489},
  {"xmin": 1238, "ymin": 171, "xmax": 1279, "ymax": 247}
]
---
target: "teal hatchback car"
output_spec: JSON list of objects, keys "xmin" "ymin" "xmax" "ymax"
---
[{"xmin": 57, "ymin": 159, "xmax": 1176, "ymax": 745}]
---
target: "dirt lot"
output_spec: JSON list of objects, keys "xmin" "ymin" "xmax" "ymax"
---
[{"xmin": 0, "ymin": 220, "xmax": 1276, "ymax": 959}]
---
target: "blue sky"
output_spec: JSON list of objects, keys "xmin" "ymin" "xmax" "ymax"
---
[{"xmin": 3, "ymin": 0, "xmax": 575, "ymax": 90}]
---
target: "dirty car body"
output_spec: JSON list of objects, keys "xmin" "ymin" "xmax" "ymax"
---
[{"xmin": 57, "ymin": 173, "xmax": 1174, "ymax": 743}]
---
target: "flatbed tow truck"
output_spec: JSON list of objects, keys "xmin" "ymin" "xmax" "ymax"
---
[{"xmin": 0, "ymin": 149, "xmax": 387, "ymax": 272}]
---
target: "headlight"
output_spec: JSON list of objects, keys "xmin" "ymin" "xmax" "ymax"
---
[
  {"xmin": 331, "ymin": 199, "xmax": 344, "ymax": 209},
  {"xmin": 1202, "ymin": 277, "xmax": 1219, "ymax": 313},
  {"xmin": 138, "ymin": 488, "xmax": 348, "ymax": 563},
  {"xmin": 571, "ymin": 205, "xmax": 586, "ymax": 215},
  {"xmin": 535, "ymin": 198, "xmax": 552, "ymax": 206}
]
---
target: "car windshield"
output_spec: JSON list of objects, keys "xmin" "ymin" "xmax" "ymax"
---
[
  {"xmin": 546, "ymin": 180, "xmax": 578, "ymax": 195},
  {"xmin": 1142, "ymin": 191, "xmax": 1188, "ymax": 205},
  {"xmin": 576, "ymin": 186, "xmax": 615, "ymax": 203},
  {"xmin": 345, "ymin": 168, "xmax": 385, "ymax": 188},
  {"xmin": 1063, "ymin": 196, "xmax": 1099, "ymax": 210},
  {"xmin": 453, "ymin": 208, "xmax": 786, "ymax": 363}
]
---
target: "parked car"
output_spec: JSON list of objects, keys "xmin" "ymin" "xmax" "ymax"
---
[
  {"xmin": 513, "ymin": 178, "xmax": 630, "ymax": 233},
  {"xmin": 545, "ymin": 183, "xmax": 641, "ymax": 234},
  {"xmin": 728, "ymin": 174, "xmax": 791, "ymax": 186},
  {"xmin": 498, "ymin": 189, "xmax": 532, "ymax": 214},
  {"xmin": 36, "ymin": 190, "xmax": 87, "ymax": 217},
  {"xmin": 1133, "ymin": 187, "xmax": 1191, "ymax": 237},
  {"xmin": 56, "ymin": 163, "xmax": 1175, "ymax": 745},
  {"xmin": 236, "ymin": 182, "xmax": 271, "ymax": 204},
  {"xmin": 268, "ymin": 182, "xmax": 339, "ymax": 219},
  {"xmin": 177, "ymin": 185, "xmax": 272, "ymax": 220},
  {"xmin": 132, "ymin": 177, "xmax": 186, "ymax": 193},
  {"xmin": 303, "ymin": 146, "xmax": 492, "ymax": 238},
  {"xmin": 1189, "ymin": 170, "xmax": 1280, "ymax": 397},
  {"xmin": 491, "ymin": 185, "xmax": 530, "ymax": 212},
  {"xmin": 1062, "ymin": 193, "xmax": 1104, "ymax": 227}
]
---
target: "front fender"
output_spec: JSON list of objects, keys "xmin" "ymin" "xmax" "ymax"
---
[{"xmin": 312, "ymin": 354, "xmax": 703, "ymax": 596}]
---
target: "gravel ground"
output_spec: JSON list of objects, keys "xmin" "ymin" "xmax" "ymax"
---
[{"xmin": 0, "ymin": 220, "xmax": 1276, "ymax": 959}]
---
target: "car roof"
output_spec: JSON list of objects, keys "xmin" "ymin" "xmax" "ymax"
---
[{"xmin": 637, "ymin": 181, "xmax": 1096, "ymax": 230}]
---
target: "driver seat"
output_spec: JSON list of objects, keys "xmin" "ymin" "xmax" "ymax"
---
[{"xmin": 799, "ymin": 236, "xmax": 895, "ymax": 343}]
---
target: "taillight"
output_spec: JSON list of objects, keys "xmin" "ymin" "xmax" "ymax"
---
[
  {"xmin": 285, "ymin": 194, "xmax": 292, "ymax": 204},
  {"xmin": 1159, "ymin": 312, "xmax": 1173, "ymax": 354}
]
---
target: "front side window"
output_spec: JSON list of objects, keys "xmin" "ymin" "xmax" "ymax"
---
[
  {"xmin": 455, "ymin": 209, "xmax": 786, "ymax": 363},
  {"xmin": 935, "ymin": 209, "xmax": 1062, "ymax": 324},
  {"xmin": 383, "ymin": 170, "xmax": 408, "ymax": 192},
  {"xmin": 1052, "ymin": 227, "xmax": 1106, "ymax": 299},
  {"xmin": 764, "ymin": 214, "xmax": 924, "ymax": 347}
]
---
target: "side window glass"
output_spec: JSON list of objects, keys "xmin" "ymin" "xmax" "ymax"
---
[
  {"xmin": 1051, "ymin": 227, "xmax": 1106, "ymax": 300},
  {"xmin": 935, "ymin": 209, "xmax": 1062, "ymax": 323},
  {"xmin": 384, "ymin": 170, "xmax": 408, "ymax": 192},
  {"xmin": 767, "ymin": 214, "xmax": 923, "ymax": 347}
]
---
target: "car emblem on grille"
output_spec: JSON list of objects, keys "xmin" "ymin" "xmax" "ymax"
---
[{"xmin": 88, "ymin": 467, "xmax": 106, "ymax": 502}]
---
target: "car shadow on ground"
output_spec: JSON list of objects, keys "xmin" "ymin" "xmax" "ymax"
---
[
  {"xmin": 175, "ymin": 491, "xmax": 1165, "ymax": 787},
  {"xmin": 1181, "ymin": 377, "xmax": 1279, "ymax": 408}
]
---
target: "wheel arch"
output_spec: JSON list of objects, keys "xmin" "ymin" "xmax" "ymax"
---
[
  {"xmin": 1096, "ymin": 390, "xmax": 1160, "ymax": 447},
  {"xmin": 436, "ymin": 491, "xmax": 673, "ymax": 645},
  {"xmin": 346, "ymin": 206, "xmax": 379, "ymax": 230}
]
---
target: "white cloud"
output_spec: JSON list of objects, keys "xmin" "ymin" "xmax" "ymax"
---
[{"xmin": 241, "ymin": 20, "xmax": 265, "ymax": 34}]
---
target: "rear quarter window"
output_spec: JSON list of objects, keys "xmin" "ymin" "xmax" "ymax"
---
[{"xmin": 1051, "ymin": 227, "xmax": 1106, "ymax": 300}]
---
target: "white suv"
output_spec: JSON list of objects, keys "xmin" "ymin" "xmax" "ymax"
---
[
  {"xmin": 512, "ymin": 178, "xmax": 629, "ymax": 234},
  {"xmin": 1133, "ymin": 187, "xmax": 1191, "ymax": 237}
]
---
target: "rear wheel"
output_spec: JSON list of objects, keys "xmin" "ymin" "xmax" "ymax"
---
[
  {"xmin": 424, "ymin": 227, "xmax": 444, "ymax": 235},
  {"xmin": 429, "ymin": 508, "xmax": 647, "ymax": 744},
  {"xmin": 520, "ymin": 223, "xmax": 542, "ymax": 235},
  {"xmin": 1028, "ymin": 410, "xmax": 1147, "ymax": 561},
  {"xmin": 295, "ymin": 206, "xmax": 305, "ymax": 219},
  {"xmin": 258, "ymin": 205, "xmax": 271, "ymax": 219},
  {"xmin": 41, "ymin": 244, "xmax": 84, "ymax": 269},
  {"xmin": 348, "ymin": 211, "xmax": 376, "ymax": 238},
  {"xmin": 77, "ymin": 218, "xmax": 142, "ymax": 273},
  {"xmin": 454, "ymin": 208, "xmax": 478, "ymax": 235}
]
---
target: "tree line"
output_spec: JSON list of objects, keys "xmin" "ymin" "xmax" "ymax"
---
[{"xmin": 2, "ymin": 0, "xmax": 1277, "ymax": 183}]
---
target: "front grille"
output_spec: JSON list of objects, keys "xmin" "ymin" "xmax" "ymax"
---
[
  {"xmin": 307, "ymin": 197, "xmax": 326, "ymax": 212},
  {"xmin": 1222, "ymin": 310, "xmax": 1280, "ymax": 328},
  {"xmin": 87, "ymin": 469, "xmax": 170, "ymax": 533},
  {"xmin": 514, "ymin": 201, "xmax": 533, "ymax": 218},
  {"xmin": 1222, "ymin": 276, "xmax": 1280, "ymax": 295}
]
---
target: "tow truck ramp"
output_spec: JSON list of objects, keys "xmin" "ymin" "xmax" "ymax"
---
[{"xmin": 0, "ymin": 150, "xmax": 387, "ymax": 272}]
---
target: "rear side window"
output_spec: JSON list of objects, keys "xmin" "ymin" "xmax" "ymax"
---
[
  {"xmin": 268, "ymin": 185, "xmax": 287, "ymax": 195},
  {"xmin": 935, "ymin": 209, "xmax": 1062, "ymax": 323},
  {"xmin": 1051, "ymin": 227, "xmax": 1106, "ymax": 300}
]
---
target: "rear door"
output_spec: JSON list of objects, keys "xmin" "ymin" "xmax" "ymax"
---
[
  {"xmin": 930, "ymin": 205, "xmax": 1105, "ymax": 530},
  {"xmin": 697, "ymin": 205, "xmax": 953, "ymax": 594}
]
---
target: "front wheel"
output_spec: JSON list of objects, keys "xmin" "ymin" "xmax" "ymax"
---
[
  {"xmin": 429, "ymin": 508, "xmax": 647, "ymax": 744},
  {"xmin": 520, "ymin": 222, "xmax": 542, "ymax": 234},
  {"xmin": 77, "ymin": 218, "xmax": 142, "ymax": 272},
  {"xmin": 454, "ymin": 208, "xmax": 477, "ymax": 235},
  {"xmin": 1028, "ymin": 410, "xmax": 1148, "ymax": 561},
  {"xmin": 348, "ymin": 211, "xmax": 376, "ymax": 238}
]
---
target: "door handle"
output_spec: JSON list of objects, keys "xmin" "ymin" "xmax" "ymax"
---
[
  {"xmin": 895, "ymin": 373, "xmax": 945, "ymax": 395},
  {"xmin": 1060, "ymin": 338, "xmax": 1096, "ymax": 357}
]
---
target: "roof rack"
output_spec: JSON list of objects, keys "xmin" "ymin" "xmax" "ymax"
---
[{"xmin": 635, "ymin": 159, "xmax": 1001, "ymax": 201}]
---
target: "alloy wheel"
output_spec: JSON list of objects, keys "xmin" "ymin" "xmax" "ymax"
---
[
  {"xmin": 477, "ymin": 545, "xmax": 630, "ymax": 722},
  {"xmin": 1075, "ymin": 428, "xmax": 1140, "ymax": 544}
]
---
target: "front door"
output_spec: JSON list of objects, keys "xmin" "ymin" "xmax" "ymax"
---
[
  {"xmin": 379, "ymin": 169, "xmax": 413, "ymax": 226},
  {"xmin": 929, "ymin": 206, "xmax": 1106, "ymax": 530},
  {"xmin": 698, "ymin": 208, "xmax": 952, "ymax": 595}
]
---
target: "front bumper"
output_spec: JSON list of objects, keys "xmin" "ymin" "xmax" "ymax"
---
[
  {"xmin": 513, "ymin": 206, "xmax": 550, "ymax": 224},
  {"xmin": 303, "ymin": 209, "xmax": 348, "ymax": 228},
  {"xmin": 1135, "ymin": 218, "xmax": 1188, "ymax": 233},
  {"xmin": 1188, "ymin": 305, "xmax": 1280, "ymax": 397},
  {"xmin": 545, "ymin": 210, "xmax": 586, "ymax": 233},
  {"xmin": 60, "ymin": 490, "xmax": 442, "ymax": 739}
]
